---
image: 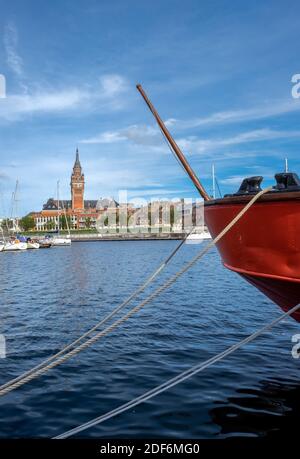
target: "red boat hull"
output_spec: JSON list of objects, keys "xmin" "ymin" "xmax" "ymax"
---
[{"xmin": 205, "ymin": 192, "xmax": 300, "ymax": 322}]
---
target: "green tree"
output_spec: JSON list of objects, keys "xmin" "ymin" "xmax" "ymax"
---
[
  {"xmin": 1, "ymin": 218, "xmax": 13, "ymax": 230},
  {"xmin": 85, "ymin": 217, "xmax": 92, "ymax": 229},
  {"xmin": 170, "ymin": 205, "xmax": 175, "ymax": 226},
  {"xmin": 46, "ymin": 221, "xmax": 55, "ymax": 231},
  {"xmin": 59, "ymin": 215, "xmax": 71, "ymax": 230},
  {"xmin": 19, "ymin": 215, "xmax": 35, "ymax": 231},
  {"xmin": 148, "ymin": 205, "xmax": 152, "ymax": 226}
]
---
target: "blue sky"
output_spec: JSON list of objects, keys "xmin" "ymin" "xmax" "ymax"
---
[{"xmin": 0, "ymin": 0, "xmax": 300, "ymax": 215}]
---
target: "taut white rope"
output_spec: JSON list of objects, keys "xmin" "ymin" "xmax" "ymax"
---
[
  {"xmin": 0, "ymin": 231, "xmax": 192, "ymax": 394},
  {"xmin": 0, "ymin": 187, "xmax": 272, "ymax": 397},
  {"xmin": 54, "ymin": 302, "xmax": 300, "ymax": 439}
]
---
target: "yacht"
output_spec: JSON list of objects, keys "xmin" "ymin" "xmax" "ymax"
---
[
  {"xmin": 185, "ymin": 228, "xmax": 212, "ymax": 244},
  {"xmin": 3, "ymin": 239, "xmax": 27, "ymax": 251},
  {"xmin": 49, "ymin": 234, "xmax": 71, "ymax": 246},
  {"xmin": 26, "ymin": 238, "xmax": 40, "ymax": 249}
]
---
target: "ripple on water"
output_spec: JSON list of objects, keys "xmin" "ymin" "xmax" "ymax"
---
[{"xmin": 0, "ymin": 241, "xmax": 299, "ymax": 438}]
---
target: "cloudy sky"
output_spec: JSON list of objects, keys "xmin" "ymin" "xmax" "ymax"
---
[{"xmin": 0, "ymin": 0, "xmax": 300, "ymax": 215}]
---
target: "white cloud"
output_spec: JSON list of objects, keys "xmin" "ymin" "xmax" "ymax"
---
[
  {"xmin": 219, "ymin": 172, "xmax": 274, "ymax": 187},
  {"xmin": 0, "ymin": 74, "xmax": 129, "ymax": 121},
  {"xmin": 1, "ymin": 25, "xmax": 129, "ymax": 123},
  {"xmin": 99, "ymin": 74, "xmax": 127, "ymax": 97},
  {"xmin": 81, "ymin": 125, "xmax": 300, "ymax": 155},
  {"xmin": 164, "ymin": 118, "xmax": 177, "ymax": 127},
  {"xmin": 176, "ymin": 128, "xmax": 300, "ymax": 154},
  {"xmin": 81, "ymin": 124, "xmax": 163, "ymax": 146},
  {"xmin": 81, "ymin": 130, "xmax": 127, "ymax": 144},
  {"xmin": 0, "ymin": 89, "xmax": 87, "ymax": 121},
  {"xmin": 4, "ymin": 22, "xmax": 24, "ymax": 78},
  {"xmin": 123, "ymin": 124, "xmax": 162, "ymax": 146},
  {"xmin": 166, "ymin": 99, "xmax": 300, "ymax": 130},
  {"xmin": 219, "ymin": 176, "xmax": 248, "ymax": 185}
]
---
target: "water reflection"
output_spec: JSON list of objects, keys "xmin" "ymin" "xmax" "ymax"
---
[{"xmin": 211, "ymin": 378, "xmax": 300, "ymax": 438}]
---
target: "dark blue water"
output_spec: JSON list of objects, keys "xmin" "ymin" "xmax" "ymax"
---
[{"xmin": 0, "ymin": 241, "xmax": 299, "ymax": 438}]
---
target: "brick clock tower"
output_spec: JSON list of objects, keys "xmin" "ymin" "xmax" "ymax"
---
[{"xmin": 71, "ymin": 148, "xmax": 84, "ymax": 210}]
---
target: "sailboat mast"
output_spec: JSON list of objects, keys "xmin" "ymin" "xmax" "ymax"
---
[
  {"xmin": 136, "ymin": 84, "xmax": 210, "ymax": 201},
  {"xmin": 57, "ymin": 180, "xmax": 60, "ymax": 232},
  {"xmin": 212, "ymin": 164, "xmax": 216, "ymax": 199},
  {"xmin": 10, "ymin": 191, "xmax": 14, "ymax": 220},
  {"xmin": 15, "ymin": 180, "xmax": 19, "ymax": 231},
  {"xmin": 64, "ymin": 209, "xmax": 70, "ymax": 236},
  {"xmin": 10, "ymin": 180, "xmax": 19, "ymax": 232}
]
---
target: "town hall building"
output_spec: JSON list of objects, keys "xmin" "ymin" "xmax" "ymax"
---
[{"xmin": 33, "ymin": 149, "xmax": 119, "ymax": 231}]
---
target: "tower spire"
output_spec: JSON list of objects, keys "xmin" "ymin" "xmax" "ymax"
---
[{"xmin": 74, "ymin": 148, "xmax": 81, "ymax": 168}]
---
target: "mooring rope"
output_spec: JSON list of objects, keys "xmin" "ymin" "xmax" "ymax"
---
[
  {"xmin": 0, "ymin": 187, "xmax": 272, "ymax": 397},
  {"xmin": 0, "ymin": 229, "xmax": 193, "ymax": 393},
  {"xmin": 54, "ymin": 302, "xmax": 300, "ymax": 439}
]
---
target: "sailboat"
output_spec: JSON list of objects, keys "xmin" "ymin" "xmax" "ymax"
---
[
  {"xmin": 3, "ymin": 239, "xmax": 27, "ymax": 251},
  {"xmin": 3, "ymin": 181, "xmax": 28, "ymax": 251},
  {"xmin": 137, "ymin": 84, "xmax": 300, "ymax": 323},
  {"xmin": 48, "ymin": 181, "xmax": 71, "ymax": 246},
  {"xmin": 26, "ymin": 238, "xmax": 40, "ymax": 249}
]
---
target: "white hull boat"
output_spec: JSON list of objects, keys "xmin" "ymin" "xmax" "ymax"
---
[
  {"xmin": 185, "ymin": 230, "xmax": 212, "ymax": 245},
  {"xmin": 3, "ymin": 241, "xmax": 28, "ymax": 251},
  {"xmin": 0, "ymin": 243, "xmax": 4, "ymax": 252},
  {"xmin": 27, "ymin": 242, "xmax": 40, "ymax": 249},
  {"xmin": 51, "ymin": 237, "xmax": 71, "ymax": 246}
]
